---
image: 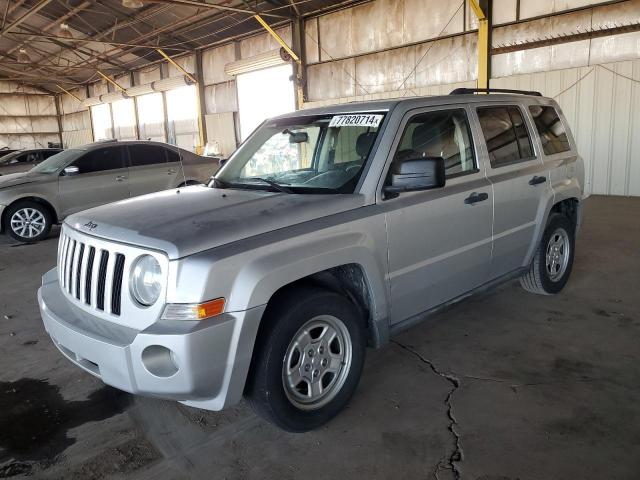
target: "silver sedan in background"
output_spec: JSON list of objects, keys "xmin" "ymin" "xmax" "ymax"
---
[{"xmin": 0, "ymin": 140, "xmax": 217, "ymax": 242}]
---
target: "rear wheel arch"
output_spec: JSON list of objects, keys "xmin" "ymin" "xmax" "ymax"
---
[{"xmin": 550, "ymin": 197, "xmax": 580, "ymax": 230}]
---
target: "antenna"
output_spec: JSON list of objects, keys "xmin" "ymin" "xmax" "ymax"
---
[{"xmin": 167, "ymin": 140, "xmax": 188, "ymax": 187}]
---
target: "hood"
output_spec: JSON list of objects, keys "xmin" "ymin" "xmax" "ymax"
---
[
  {"xmin": 65, "ymin": 186, "xmax": 366, "ymax": 259},
  {"xmin": 0, "ymin": 171, "xmax": 50, "ymax": 189}
]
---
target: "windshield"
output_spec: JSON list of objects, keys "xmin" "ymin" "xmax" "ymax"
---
[
  {"xmin": 213, "ymin": 112, "xmax": 385, "ymax": 194},
  {"xmin": 30, "ymin": 149, "xmax": 82, "ymax": 174},
  {"xmin": 0, "ymin": 152, "xmax": 20, "ymax": 165}
]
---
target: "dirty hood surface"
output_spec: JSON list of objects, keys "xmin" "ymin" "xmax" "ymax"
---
[{"xmin": 66, "ymin": 185, "xmax": 366, "ymax": 259}]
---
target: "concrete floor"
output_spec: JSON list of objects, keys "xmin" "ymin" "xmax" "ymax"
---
[{"xmin": 1, "ymin": 195, "xmax": 639, "ymax": 480}]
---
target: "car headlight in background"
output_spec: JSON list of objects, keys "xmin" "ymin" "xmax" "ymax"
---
[{"xmin": 130, "ymin": 255, "xmax": 163, "ymax": 306}]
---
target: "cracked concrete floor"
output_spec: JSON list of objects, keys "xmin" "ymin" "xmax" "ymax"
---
[{"xmin": 1, "ymin": 195, "xmax": 639, "ymax": 480}]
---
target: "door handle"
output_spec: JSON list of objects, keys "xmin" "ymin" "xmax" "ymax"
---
[
  {"xmin": 116, "ymin": 175, "xmax": 127, "ymax": 182},
  {"xmin": 464, "ymin": 192, "xmax": 489, "ymax": 205},
  {"xmin": 529, "ymin": 175, "xmax": 547, "ymax": 186},
  {"xmin": 167, "ymin": 169, "xmax": 177, "ymax": 175}
]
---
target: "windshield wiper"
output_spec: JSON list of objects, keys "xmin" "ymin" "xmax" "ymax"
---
[{"xmin": 244, "ymin": 177, "xmax": 294, "ymax": 194}]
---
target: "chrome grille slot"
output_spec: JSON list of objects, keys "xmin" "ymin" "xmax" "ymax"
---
[
  {"xmin": 74, "ymin": 244, "xmax": 85, "ymax": 300},
  {"xmin": 111, "ymin": 254, "xmax": 126, "ymax": 315},
  {"xmin": 66, "ymin": 240, "xmax": 76, "ymax": 294},
  {"xmin": 56, "ymin": 230, "xmax": 131, "ymax": 318},
  {"xmin": 96, "ymin": 250, "xmax": 109, "ymax": 311},
  {"xmin": 84, "ymin": 246, "xmax": 95, "ymax": 305}
]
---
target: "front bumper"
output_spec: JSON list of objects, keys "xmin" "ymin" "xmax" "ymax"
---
[{"xmin": 38, "ymin": 268, "xmax": 265, "ymax": 411}]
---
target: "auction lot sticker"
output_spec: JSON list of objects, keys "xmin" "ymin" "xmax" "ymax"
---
[{"xmin": 329, "ymin": 114, "xmax": 383, "ymax": 128}]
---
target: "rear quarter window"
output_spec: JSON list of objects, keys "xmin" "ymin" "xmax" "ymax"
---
[{"xmin": 529, "ymin": 105, "xmax": 571, "ymax": 155}]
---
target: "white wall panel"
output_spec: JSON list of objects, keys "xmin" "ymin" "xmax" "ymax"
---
[
  {"xmin": 167, "ymin": 54, "xmax": 195, "ymax": 77},
  {"xmin": 520, "ymin": 0, "xmax": 614, "ymax": 19},
  {"xmin": 202, "ymin": 43, "xmax": 236, "ymax": 85},
  {"xmin": 492, "ymin": 60, "xmax": 640, "ymax": 196},
  {"xmin": 60, "ymin": 88, "xmax": 88, "ymax": 115},
  {"xmin": 62, "ymin": 129, "xmax": 92, "ymax": 148},
  {"xmin": 138, "ymin": 65, "xmax": 162, "ymax": 85},
  {"xmin": 492, "ymin": 0, "xmax": 518, "ymax": 25},
  {"xmin": 0, "ymin": 133, "xmax": 60, "ymax": 149},
  {"xmin": 204, "ymin": 81, "xmax": 238, "ymax": 114}
]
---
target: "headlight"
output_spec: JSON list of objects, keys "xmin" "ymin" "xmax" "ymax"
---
[{"xmin": 130, "ymin": 255, "xmax": 163, "ymax": 306}]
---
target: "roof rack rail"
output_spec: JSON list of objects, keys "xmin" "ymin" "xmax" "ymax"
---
[{"xmin": 449, "ymin": 88, "xmax": 542, "ymax": 96}]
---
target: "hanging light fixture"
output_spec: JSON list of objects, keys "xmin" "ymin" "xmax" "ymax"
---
[
  {"xmin": 59, "ymin": 23, "xmax": 73, "ymax": 39},
  {"xmin": 122, "ymin": 0, "xmax": 143, "ymax": 8},
  {"xmin": 17, "ymin": 48, "xmax": 31, "ymax": 64}
]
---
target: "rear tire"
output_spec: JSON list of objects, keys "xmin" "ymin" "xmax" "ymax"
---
[
  {"xmin": 520, "ymin": 213, "xmax": 575, "ymax": 295},
  {"xmin": 4, "ymin": 200, "xmax": 52, "ymax": 243},
  {"xmin": 246, "ymin": 286, "xmax": 366, "ymax": 432}
]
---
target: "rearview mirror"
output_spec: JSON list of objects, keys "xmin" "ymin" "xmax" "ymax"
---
[
  {"xmin": 63, "ymin": 166, "xmax": 79, "ymax": 176},
  {"xmin": 383, "ymin": 156, "xmax": 445, "ymax": 196},
  {"xmin": 288, "ymin": 132, "xmax": 308, "ymax": 144}
]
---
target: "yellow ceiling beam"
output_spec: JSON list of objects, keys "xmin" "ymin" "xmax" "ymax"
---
[
  {"xmin": 156, "ymin": 48, "xmax": 197, "ymax": 84},
  {"xmin": 97, "ymin": 70, "xmax": 126, "ymax": 92},
  {"xmin": 56, "ymin": 84, "xmax": 82, "ymax": 103},
  {"xmin": 254, "ymin": 14, "xmax": 300, "ymax": 64}
]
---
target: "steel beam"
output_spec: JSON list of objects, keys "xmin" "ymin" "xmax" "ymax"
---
[
  {"xmin": 0, "ymin": 0, "xmax": 54, "ymax": 37},
  {"xmin": 146, "ymin": 0, "xmax": 286, "ymax": 19},
  {"xmin": 470, "ymin": 0, "xmax": 491, "ymax": 90}
]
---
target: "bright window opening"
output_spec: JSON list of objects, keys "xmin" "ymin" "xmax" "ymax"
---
[
  {"xmin": 166, "ymin": 85, "xmax": 199, "ymax": 152},
  {"xmin": 91, "ymin": 103, "xmax": 112, "ymax": 141},
  {"xmin": 112, "ymin": 99, "xmax": 137, "ymax": 141},
  {"xmin": 137, "ymin": 93, "xmax": 166, "ymax": 142},
  {"xmin": 237, "ymin": 64, "xmax": 295, "ymax": 141}
]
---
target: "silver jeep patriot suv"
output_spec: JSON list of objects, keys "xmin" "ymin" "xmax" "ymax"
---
[{"xmin": 39, "ymin": 89, "xmax": 584, "ymax": 432}]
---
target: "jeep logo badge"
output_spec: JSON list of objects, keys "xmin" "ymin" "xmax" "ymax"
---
[{"xmin": 83, "ymin": 221, "xmax": 98, "ymax": 231}]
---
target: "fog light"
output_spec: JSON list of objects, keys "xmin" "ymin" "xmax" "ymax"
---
[{"xmin": 141, "ymin": 345, "xmax": 178, "ymax": 377}]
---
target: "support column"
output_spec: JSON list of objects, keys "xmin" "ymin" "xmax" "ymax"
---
[
  {"xmin": 195, "ymin": 49, "xmax": 208, "ymax": 150},
  {"xmin": 291, "ymin": 16, "xmax": 307, "ymax": 109},
  {"xmin": 54, "ymin": 94, "xmax": 63, "ymax": 147},
  {"xmin": 470, "ymin": 0, "xmax": 492, "ymax": 90}
]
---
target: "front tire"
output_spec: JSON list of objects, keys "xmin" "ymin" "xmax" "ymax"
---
[
  {"xmin": 520, "ymin": 213, "xmax": 575, "ymax": 295},
  {"xmin": 246, "ymin": 286, "xmax": 366, "ymax": 432},
  {"xmin": 4, "ymin": 200, "xmax": 52, "ymax": 243}
]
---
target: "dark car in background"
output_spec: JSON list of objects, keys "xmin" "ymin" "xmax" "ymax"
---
[{"xmin": 0, "ymin": 148, "xmax": 63, "ymax": 175}]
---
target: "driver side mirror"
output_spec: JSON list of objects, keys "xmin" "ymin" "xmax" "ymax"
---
[
  {"xmin": 63, "ymin": 166, "xmax": 79, "ymax": 176},
  {"xmin": 383, "ymin": 156, "xmax": 445, "ymax": 197}
]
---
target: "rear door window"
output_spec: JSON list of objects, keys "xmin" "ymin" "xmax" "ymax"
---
[
  {"xmin": 477, "ymin": 106, "xmax": 535, "ymax": 167},
  {"xmin": 165, "ymin": 148, "xmax": 181, "ymax": 163},
  {"xmin": 528, "ymin": 105, "xmax": 571, "ymax": 155},
  {"xmin": 129, "ymin": 144, "xmax": 168, "ymax": 167}
]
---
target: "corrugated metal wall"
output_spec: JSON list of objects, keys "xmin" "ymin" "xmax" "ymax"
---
[
  {"xmin": 59, "ymin": 86, "xmax": 92, "ymax": 148},
  {"xmin": 492, "ymin": 60, "xmax": 640, "ymax": 196},
  {"xmin": 0, "ymin": 81, "xmax": 60, "ymax": 149},
  {"xmin": 49, "ymin": 0, "xmax": 638, "ymax": 196},
  {"xmin": 300, "ymin": 0, "xmax": 640, "ymax": 197}
]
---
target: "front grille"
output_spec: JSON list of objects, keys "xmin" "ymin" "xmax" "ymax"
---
[{"xmin": 58, "ymin": 231, "xmax": 126, "ymax": 317}]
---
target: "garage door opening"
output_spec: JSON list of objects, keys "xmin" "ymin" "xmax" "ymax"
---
[
  {"xmin": 166, "ymin": 85, "xmax": 199, "ymax": 152},
  {"xmin": 237, "ymin": 63, "xmax": 295, "ymax": 141}
]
